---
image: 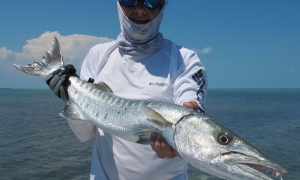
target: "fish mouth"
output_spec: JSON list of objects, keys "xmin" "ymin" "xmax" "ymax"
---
[
  {"xmin": 236, "ymin": 162, "xmax": 286, "ymax": 180},
  {"xmin": 218, "ymin": 151, "xmax": 287, "ymax": 180}
]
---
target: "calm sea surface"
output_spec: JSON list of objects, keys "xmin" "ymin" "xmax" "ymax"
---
[{"xmin": 0, "ymin": 88, "xmax": 299, "ymax": 180}]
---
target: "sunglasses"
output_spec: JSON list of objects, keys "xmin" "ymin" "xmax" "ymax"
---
[{"xmin": 119, "ymin": 0, "xmax": 164, "ymax": 9}]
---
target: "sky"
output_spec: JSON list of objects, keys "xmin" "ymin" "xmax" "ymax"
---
[{"xmin": 0, "ymin": 0, "xmax": 299, "ymax": 89}]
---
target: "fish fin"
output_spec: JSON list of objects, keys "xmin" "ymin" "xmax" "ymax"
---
[
  {"xmin": 122, "ymin": 132, "xmax": 151, "ymax": 144},
  {"xmin": 94, "ymin": 81, "xmax": 113, "ymax": 93},
  {"xmin": 59, "ymin": 103, "xmax": 84, "ymax": 120},
  {"xmin": 13, "ymin": 37, "xmax": 64, "ymax": 78},
  {"xmin": 135, "ymin": 132, "xmax": 152, "ymax": 144},
  {"xmin": 143, "ymin": 105, "xmax": 172, "ymax": 130}
]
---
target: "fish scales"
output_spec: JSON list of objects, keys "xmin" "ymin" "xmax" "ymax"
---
[{"xmin": 68, "ymin": 77, "xmax": 155, "ymax": 136}]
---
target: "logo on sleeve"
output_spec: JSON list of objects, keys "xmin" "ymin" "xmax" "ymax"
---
[
  {"xmin": 192, "ymin": 69, "xmax": 206, "ymax": 113},
  {"xmin": 192, "ymin": 69, "xmax": 205, "ymax": 89}
]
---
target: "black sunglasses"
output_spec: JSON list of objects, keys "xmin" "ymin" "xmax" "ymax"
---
[{"xmin": 119, "ymin": 0, "xmax": 164, "ymax": 9}]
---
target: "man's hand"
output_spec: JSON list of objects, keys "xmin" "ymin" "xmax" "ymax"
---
[
  {"xmin": 183, "ymin": 101, "xmax": 198, "ymax": 111},
  {"xmin": 150, "ymin": 101, "xmax": 199, "ymax": 158},
  {"xmin": 150, "ymin": 132, "xmax": 179, "ymax": 158},
  {"xmin": 45, "ymin": 64, "xmax": 77, "ymax": 102}
]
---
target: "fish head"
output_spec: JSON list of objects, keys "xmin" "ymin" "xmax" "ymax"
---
[{"xmin": 174, "ymin": 113, "xmax": 287, "ymax": 180}]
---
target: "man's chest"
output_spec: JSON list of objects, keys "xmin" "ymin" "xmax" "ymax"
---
[{"xmin": 95, "ymin": 54, "xmax": 174, "ymax": 102}]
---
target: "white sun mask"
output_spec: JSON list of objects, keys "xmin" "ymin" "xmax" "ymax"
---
[{"xmin": 116, "ymin": 2, "xmax": 165, "ymax": 56}]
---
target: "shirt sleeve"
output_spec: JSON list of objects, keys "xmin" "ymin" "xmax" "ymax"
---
[{"xmin": 172, "ymin": 48, "xmax": 208, "ymax": 113}]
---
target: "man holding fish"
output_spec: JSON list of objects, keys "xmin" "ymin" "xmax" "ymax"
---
[
  {"xmin": 46, "ymin": 0, "xmax": 207, "ymax": 179},
  {"xmin": 14, "ymin": 0, "xmax": 287, "ymax": 178}
]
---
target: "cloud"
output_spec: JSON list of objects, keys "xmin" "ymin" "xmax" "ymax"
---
[
  {"xmin": 11, "ymin": 31, "xmax": 114, "ymax": 68},
  {"xmin": 193, "ymin": 46, "xmax": 213, "ymax": 55},
  {"xmin": 201, "ymin": 46, "xmax": 212, "ymax": 54},
  {"xmin": 0, "ymin": 31, "xmax": 114, "ymax": 88},
  {"xmin": 0, "ymin": 47, "xmax": 14, "ymax": 61}
]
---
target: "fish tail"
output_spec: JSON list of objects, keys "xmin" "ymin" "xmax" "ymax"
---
[{"xmin": 13, "ymin": 37, "xmax": 64, "ymax": 78}]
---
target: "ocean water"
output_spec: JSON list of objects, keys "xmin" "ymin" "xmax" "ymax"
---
[{"xmin": 0, "ymin": 88, "xmax": 299, "ymax": 180}]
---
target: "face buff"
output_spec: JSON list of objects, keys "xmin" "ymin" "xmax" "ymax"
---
[{"xmin": 116, "ymin": 2, "xmax": 165, "ymax": 56}]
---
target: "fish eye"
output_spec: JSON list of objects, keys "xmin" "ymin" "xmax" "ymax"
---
[{"xmin": 218, "ymin": 133, "xmax": 232, "ymax": 145}]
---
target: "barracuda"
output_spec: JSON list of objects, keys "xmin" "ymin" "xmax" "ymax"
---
[{"xmin": 13, "ymin": 38, "xmax": 287, "ymax": 180}]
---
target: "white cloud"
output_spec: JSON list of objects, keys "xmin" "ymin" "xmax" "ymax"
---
[
  {"xmin": 193, "ymin": 46, "xmax": 213, "ymax": 55},
  {"xmin": 12, "ymin": 31, "xmax": 114, "ymax": 68},
  {"xmin": 0, "ymin": 47, "xmax": 14, "ymax": 61},
  {"xmin": 201, "ymin": 46, "xmax": 212, "ymax": 54}
]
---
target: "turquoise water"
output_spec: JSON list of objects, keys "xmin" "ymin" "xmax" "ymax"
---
[{"xmin": 0, "ymin": 88, "xmax": 299, "ymax": 179}]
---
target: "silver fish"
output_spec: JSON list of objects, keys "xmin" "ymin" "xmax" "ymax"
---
[{"xmin": 13, "ymin": 37, "xmax": 287, "ymax": 180}]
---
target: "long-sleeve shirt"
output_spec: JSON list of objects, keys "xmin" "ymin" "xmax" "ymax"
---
[{"xmin": 67, "ymin": 38, "xmax": 208, "ymax": 180}]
